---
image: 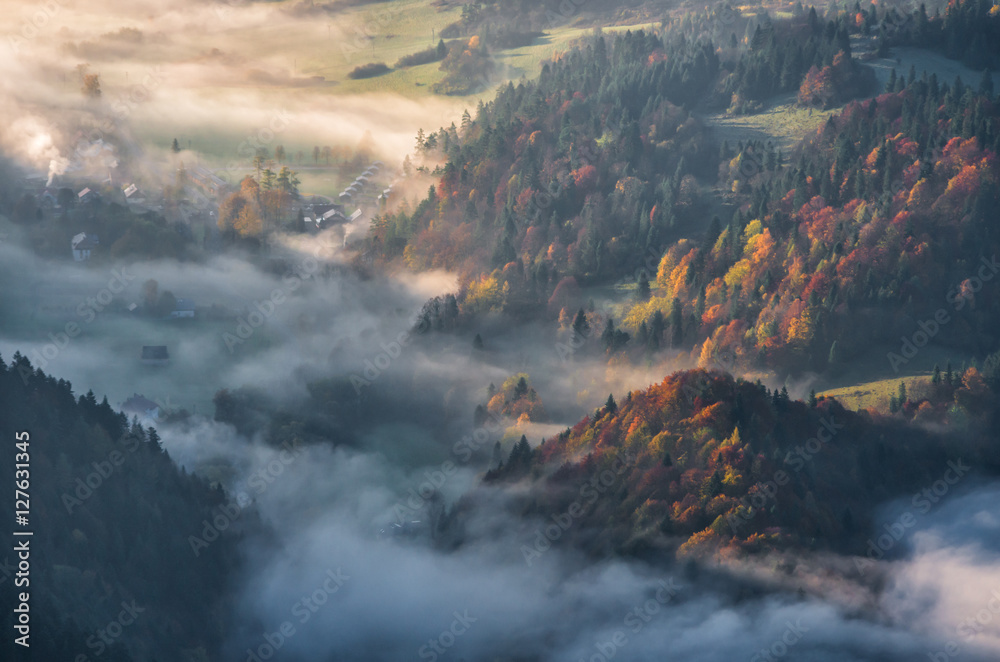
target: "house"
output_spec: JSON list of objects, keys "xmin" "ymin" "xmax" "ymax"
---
[
  {"xmin": 170, "ymin": 299, "xmax": 195, "ymax": 319},
  {"xmin": 141, "ymin": 345, "xmax": 170, "ymax": 366},
  {"xmin": 77, "ymin": 187, "xmax": 96, "ymax": 204},
  {"xmin": 321, "ymin": 208, "xmax": 346, "ymax": 225},
  {"xmin": 72, "ymin": 232, "xmax": 99, "ymax": 261},
  {"xmin": 121, "ymin": 393, "xmax": 160, "ymax": 420},
  {"xmin": 189, "ymin": 167, "xmax": 231, "ymax": 198},
  {"xmin": 307, "ymin": 203, "xmax": 344, "ymax": 218},
  {"xmin": 122, "ymin": 183, "xmax": 146, "ymax": 209},
  {"xmin": 349, "ymin": 209, "xmax": 363, "ymax": 222}
]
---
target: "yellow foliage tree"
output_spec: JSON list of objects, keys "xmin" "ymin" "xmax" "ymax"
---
[
  {"xmin": 465, "ymin": 272, "xmax": 506, "ymax": 314},
  {"xmin": 234, "ymin": 205, "xmax": 262, "ymax": 238},
  {"xmin": 697, "ymin": 337, "xmax": 716, "ymax": 368},
  {"xmin": 786, "ymin": 306, "xmax": 815, "ymax": 345},
  {"xmin": 721, "ymin": 427, "xmax": 741, "ymax": 448}
]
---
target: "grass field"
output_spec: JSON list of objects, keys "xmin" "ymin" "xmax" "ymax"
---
[
  {"xmin": 493, "ymin": 23, "xmax": 656, "ymax": 81},
  {"xmin": 863, "ymin": 44, "xmax": 986, "ymax": 92},
  {"xmin": 702, "ymin": 92, "xmax": 840, "ymax": 154},
  {"xmin": 124, "ymin": 5, "xmax": 661, "ymax": 197},
  {"xmin": 819, "ymin": 374, "xmax": 932, "ymax": 412},
  {"xmin": 816, "ymin": 340, "xmax": 978, "ymax": 412},
  {"xmin": 304, "ymin": 0, "xmax": 461, "ymax": 97}
]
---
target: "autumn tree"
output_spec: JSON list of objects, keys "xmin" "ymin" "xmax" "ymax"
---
[
  {"xmin": 82, "ymin": 73, "xmax": 101, "ymax": 98},
  {"xmin": 234, "ymin": 204, "xmax": 262, "ymax": 238},
  {"xmin": 218, "ymin": 192, "xmax": 248, "ymax": 238}
]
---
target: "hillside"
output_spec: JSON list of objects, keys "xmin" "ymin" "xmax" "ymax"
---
[
  {"xmin": 0, "ymin": 353, "xmax": 242, "ymax": 662},
  {"xmin": 368, "ymin": 0, "xmax": 1000, "ymax": 383},
  {"xmin": 368, "ymin": 9, "xmax": 861, "ymax": 281},
  {"xmin": 473, "ymin": 367, "xmax": 1000, "ymax": 560}
]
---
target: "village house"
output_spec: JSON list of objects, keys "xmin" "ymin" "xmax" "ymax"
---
[
  {"xmin": 121, "ymin": 393, "xmax": 160, "ymax": 420},
  {"xmin": 189, "ymin": 167, "xmax": 231, "ymax": 198},
  {"xmin": 71, "ymin": 232, "xmax": 99, "ymax": 261},
  {"xmin": 77, "ymin": 187, "xmax": 98, "ymax": 204}
]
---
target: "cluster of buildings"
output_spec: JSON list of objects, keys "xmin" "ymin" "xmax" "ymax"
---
[
  {"xmin": 338, "ymin": 161, "xmax": 386, "ymax": 207},
  {"xmin": 301, "ymin": 202, "xmax": 348, "ymax": 232}
]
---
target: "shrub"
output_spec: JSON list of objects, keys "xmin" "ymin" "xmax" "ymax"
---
[{"xmin": 347, "ymin": 62, "xmax": 390, "ymax": 79}]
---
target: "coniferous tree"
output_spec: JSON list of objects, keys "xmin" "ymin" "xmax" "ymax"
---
[{"xmin": 572, "ymin": 308, "xmax": 590, "ymax": 339}]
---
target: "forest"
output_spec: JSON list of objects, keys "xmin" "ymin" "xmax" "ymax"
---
[
  {"xmin": 0, "ymin": 354, "xmax": 242, "ymax": 661},
  {"xmin": 476, "ymin": 364, "xmax": 1000, "ymax": 560},
  {"xmin": 370, "ymin": 0, "xmax": 1000, "ymax": 378},
  {"xmin": 5, "ymin": 0, "xmax": 1000, "ymax": 659}
]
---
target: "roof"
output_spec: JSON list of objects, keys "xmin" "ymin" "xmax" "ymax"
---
[
  {"xmin": 141, "ymin": 346, "xmax": 169, "ymax": 360},
  {"xmin": 123, "ymin": 183, "xmax": 139, "ymax": 198},
  {"xmin": 174, "ymin": 298, "xmax": 195, "ymax": 311},
  {"xmin": 349, "ymin": 209, "xmax": 363, "ymax": 221},
  {"xmin": 122, "ymin": 393, "xmax": 159, "ymax": 412},
  {"xmin": 78, "ymin": 187, "xmax": 92, "ymax": 198},
  {"xmin": 309, "ymin": 203, "xmax": 341, "ymax": 216},
  {"xmin": 191, "ymin": 167, "xmax": 228, "ymax": 188},
  {"xmin": 72, "ymin": 233, "xmax": 99, "ymax": 250}
]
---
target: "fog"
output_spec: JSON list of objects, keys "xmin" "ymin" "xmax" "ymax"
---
[
  {"xmin": 0, "ymin": 213, "xmax": 689, "ymax": 431},
  {"xmin": 0, "ymin": 221, "xmax": 978, "ymax": 660},
  {"xmin": 0, "ymin": 0, "xmax": 468, "ymax": 191},
  {"xmin": 6, "ymin": 1, "xmax": 999, "ymax": 659},
  {"xmin": 156, "ymin": 413, "xmax": 1000, "ymax": 661}
]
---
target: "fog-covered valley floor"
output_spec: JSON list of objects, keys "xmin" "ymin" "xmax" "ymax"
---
[{"xmin": 4, "ymin": 0, "xmax": 1000, "ymax": 660}]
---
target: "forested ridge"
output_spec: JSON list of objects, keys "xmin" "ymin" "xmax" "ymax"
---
[
  {"xmin": 372, "ymin": 0, "xmax": 1000, "ymax": 376},
  {"xmin": 471, "ymin": 366, "xmax": 1000, "ymax": 560},
  {"xmin": 0, "ymin": 353, "xmax": 241, "ymax": 662},
  {"xmin": 631, "ymin": 75, "xmax": 1000, "ymax": 373}
]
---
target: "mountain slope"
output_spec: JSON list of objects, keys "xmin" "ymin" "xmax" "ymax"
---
[
  {"xmin": 478, "ymin": 368, "xmax": 998, "ymax": 560},
  {"xmin": 0, "ymin": 353, "xmax": 241, "ymax": 662}
]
